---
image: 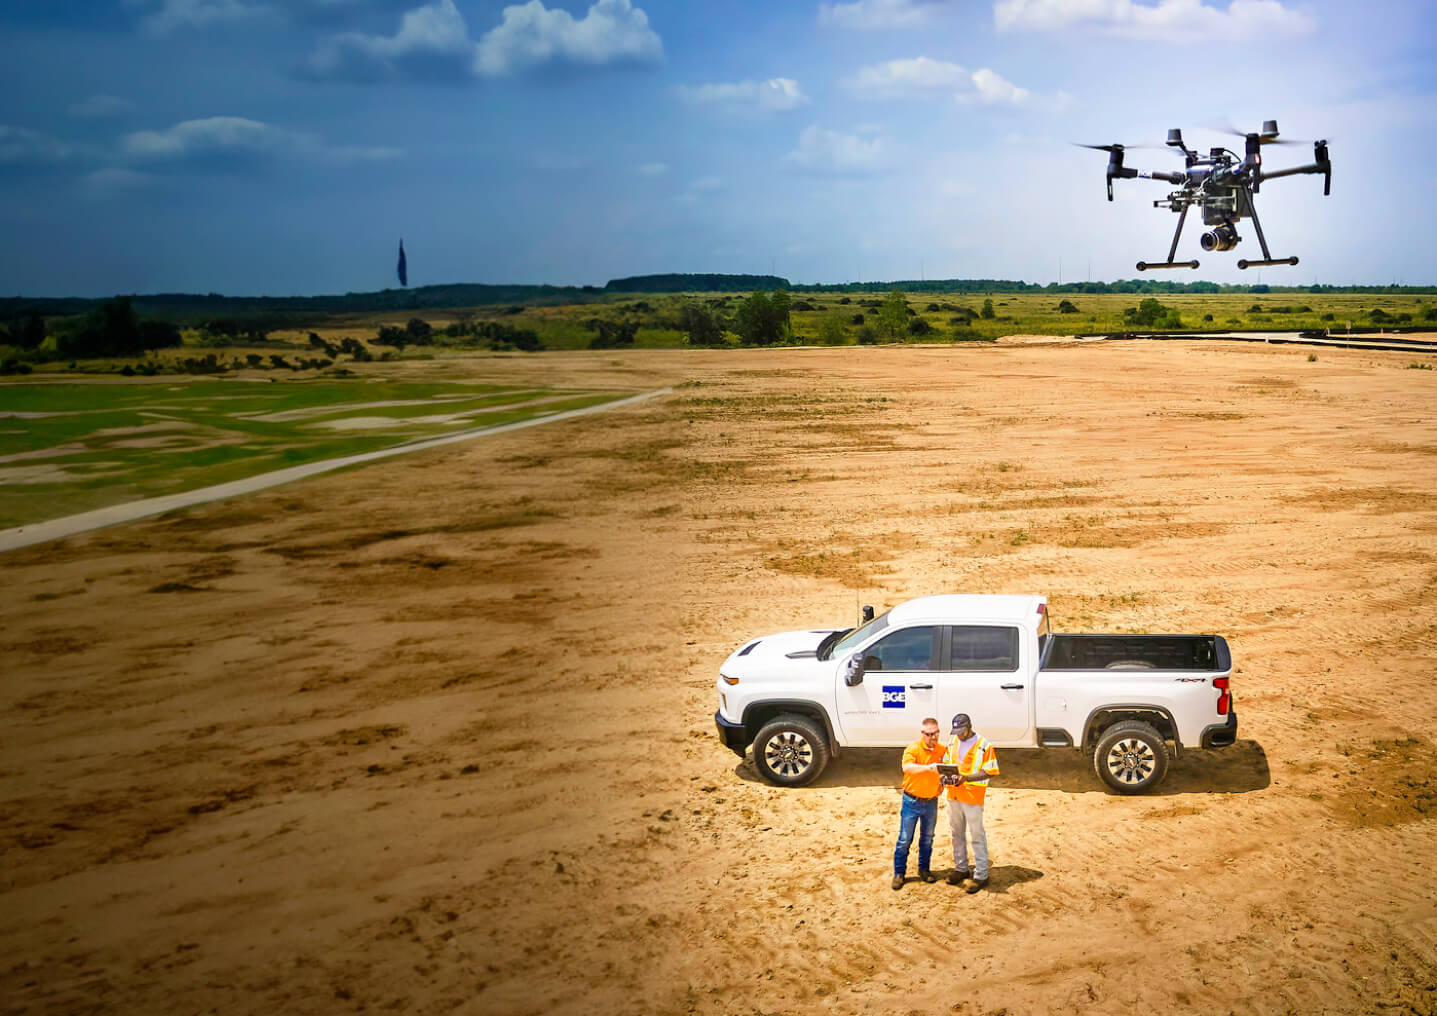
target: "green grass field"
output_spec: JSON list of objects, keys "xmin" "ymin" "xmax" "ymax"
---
[
  {"xmin": 393, "ymin": 290, "xmax": 1436, "ymax": 349},
  {"xmin": 0, "ymin": 378, "xmax": 622, "ymax": 528}
]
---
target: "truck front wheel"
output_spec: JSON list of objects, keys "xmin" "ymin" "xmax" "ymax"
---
[
  {"xmin": 752, "ymin": 714, "xmax": 830, "ymax": 787},
  {"xmin": 1093, "ymin": 720, "xmax": 1168, "ymax": 794}
]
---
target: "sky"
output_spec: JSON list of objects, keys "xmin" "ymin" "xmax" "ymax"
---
[{"xmin": 1, "ymin": 0, "xmax": 1434, "ymax": 296}]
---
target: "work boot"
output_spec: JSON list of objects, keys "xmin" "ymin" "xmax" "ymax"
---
[
  {"xmin": 965, "ymin": 877, "xmax": 988, "ymax": 894},
  {"xmin": 919, "ymin": 869, "xmax": 936, "ymax": 884},
  {"xmin": 891, "ymin": 873, "xmax": 905, "ymax": 891},
  {"xmin": 948, "ymin": 870, "xmax": 970, "ymax": 886}
]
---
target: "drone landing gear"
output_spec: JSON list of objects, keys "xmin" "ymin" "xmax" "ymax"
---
[
  {"xmin": 1235, "ymin": 185, "xmax": 1298, "ymax": 269},
  {"xmin": 1237, "ymin": 257, "xmax": 1300, "ymax": 269},
  {"xmin": 1136, "ymin": 203, "xmax": 1200, "ymax": 271}
]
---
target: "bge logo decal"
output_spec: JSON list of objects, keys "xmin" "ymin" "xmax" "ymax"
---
[{"xmin": 881, "ymin": 686, "xmax": 906, "ymax": 708}]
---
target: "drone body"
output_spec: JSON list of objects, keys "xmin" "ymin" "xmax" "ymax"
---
[{"xmin": 1084, "ymin": 121, "xmax": 1332, "ymax": 271}]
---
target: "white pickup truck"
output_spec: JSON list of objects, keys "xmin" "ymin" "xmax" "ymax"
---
[{"xmin": 714, "ymin": 594, "xmax": 1236, "ymax": 794}]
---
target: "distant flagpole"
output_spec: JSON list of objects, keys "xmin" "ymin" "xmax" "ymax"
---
[{"xmin": 397, "ymin": 238, "xmax": 408, "ymax": 287}]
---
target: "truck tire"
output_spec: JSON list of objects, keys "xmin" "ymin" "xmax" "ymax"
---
[
  {"xmin": 752, "ymin": 714, "xmax": 830, "ymax": 787},
  {"xmin": 1093, "ymin": 719, "xmax": 1168, "ymax": 794}
]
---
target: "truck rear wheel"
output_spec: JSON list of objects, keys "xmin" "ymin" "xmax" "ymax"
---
[
  {"xmin": 1093, "ymin": 720, "xmax": 1168, "ymax": 794},
  {"xmin": 752, "ymin": 714, "xmax": 830, "ymax": 787}
]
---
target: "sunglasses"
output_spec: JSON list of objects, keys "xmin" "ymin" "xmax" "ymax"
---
[{"xmin": 921, "ymin": 730, "xmax": 940, "ymax": 737}]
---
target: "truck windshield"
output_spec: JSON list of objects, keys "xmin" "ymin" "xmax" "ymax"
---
[{"xmin": 824, "ymin": 610, "xmax": 891, "ymax": 660}]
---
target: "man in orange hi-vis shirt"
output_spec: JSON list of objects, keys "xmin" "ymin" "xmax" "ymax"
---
[
  {"xmin": 892, "ymin": 717, "xmax": 948, "ymax": 890},
  {"xmin": 945, "ymin": 712, "xmax": 1000, "ymax": 893}
]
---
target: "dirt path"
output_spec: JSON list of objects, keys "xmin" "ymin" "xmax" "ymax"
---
[{"xmin": 2, "ymin": 343, "xmax": 1434, "ymax": 1015}]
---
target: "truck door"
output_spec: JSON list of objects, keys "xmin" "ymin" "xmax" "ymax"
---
[
  {"xmin": 936, "ymin": 625, "xmax": 1033, "ymax": 745},
  {"xmin": 835, "ymin": 625, "xmax": 941, "ymax": 746}
]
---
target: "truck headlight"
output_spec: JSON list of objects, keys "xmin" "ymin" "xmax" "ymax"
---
[{"xmin": 721, "ymin": 675, "xmax": 739, "ymax": 686}]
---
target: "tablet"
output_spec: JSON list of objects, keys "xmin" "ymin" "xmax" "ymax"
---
[{"xmin": 936, "ymin": 764, "xmax": 962, "ymax": 777}]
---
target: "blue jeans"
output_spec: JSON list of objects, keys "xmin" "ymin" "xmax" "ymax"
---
[{"xmin": 893, "ymin": 792, "xmax": 938, "ymax": 874}]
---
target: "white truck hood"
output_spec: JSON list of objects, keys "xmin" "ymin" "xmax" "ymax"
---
[{"xmin": 719, "ymin": 628, "xmax": 842, "ymax": 681}]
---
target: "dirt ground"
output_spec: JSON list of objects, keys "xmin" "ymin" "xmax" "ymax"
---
[{"xmin": 3, "ymin": 340, "xmax": 1436, "ymax": 1016}]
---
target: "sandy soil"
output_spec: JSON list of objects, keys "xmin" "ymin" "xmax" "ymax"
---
[{"xmin": 3, "ymin": 341, "xmax": 1435, "ymax": 1016}]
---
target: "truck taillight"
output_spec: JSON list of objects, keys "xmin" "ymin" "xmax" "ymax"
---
[{"xmin": 1214, "ymin": 676, "xmax": 1230, "ymax": 715}]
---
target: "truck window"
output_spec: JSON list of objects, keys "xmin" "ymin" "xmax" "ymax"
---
[
  {"xmin": 828, "ymin": 609, "xmax": 890, "ymax": 659},
  {"xmin": 948, "ymin": 626, "xmax": 1019, "ymax": 672},
  {"xmin": 862, "ymin": 626, "xmax": 938, "ymax": 671}
]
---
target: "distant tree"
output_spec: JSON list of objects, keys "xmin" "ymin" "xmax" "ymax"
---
[
  {"xmin": 980, "ymin": 298, "xmax": 995, "ymax": 320},
  {"xmin": 817, "ymin": 311, "xmax": 847, "ymax": 345},
  {"xmin": 587, "ymin": 319, "xmax": 638, "ymax": 349},
  {"xmin": 138, "ymin": 319, "xmax": 182, "ymax": 350},
  {"xmin": 1057, "ymin": 299, "xmax": 1080, "ymax": 314},
  {"xmin": 877, "ymin": 290, "xmax": 908, "ymax": 340},
  {"xmin": 1124, "ymin": 297, "xmax": 1183, "ymax": 329},
  {"xmin": 55, "ymin": 297, "xmax": 180, "ymax": 358},
  {"xmin": 850, "ymin": 313, "xmax": 865, "ymax": 325},
  {"xmin": 374, "ymin": 325, "xmax": 410, "ymax": 348},
  {"xmin": 907, "ymin": 316, "xmax": 933, "ymax": 336},
  {"xmin": 679, "ymin": 302, "xmax": 724, "ymax": 346},
  {"xmin": 405, "ymin": 317, "xmax": 432, "ymax": 343},
  {"xmin": 13, "ymin": 313, "xmax": 46, "ymax": 350},
  {"xmin": 771, "ymin": 289, "xmax": 792, "ymax": 342},
  {"xmin": 734, "ymin": 290, "xmax": 791, "ymax": 346}
]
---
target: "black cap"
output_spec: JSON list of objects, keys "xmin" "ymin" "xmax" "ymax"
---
[{"xmin": 951, "ymin": 713, "xmax": 971, "ymax": 732}]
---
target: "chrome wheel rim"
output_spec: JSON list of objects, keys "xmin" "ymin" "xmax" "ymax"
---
[
  {"xmin": 1104, "ymin": 737, "xmax": 1155, "ymax": 785},
  {"xmin": 763, "ymin": 730, "xmax": 814, "ymax": 779}
]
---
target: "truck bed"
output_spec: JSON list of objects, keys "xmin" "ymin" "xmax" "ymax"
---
[{"xmin": 1041, "ymin": 634, "xmax": 1229, "ymax": 672}]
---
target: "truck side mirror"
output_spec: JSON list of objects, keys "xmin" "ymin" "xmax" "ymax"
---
[
  {"xmin": 861, "ymin": 605, "xmax": 875, "ymax": 623},
  {"xmin": 843, "ymin": 651, "xmax": 865, "ymax": 686}
]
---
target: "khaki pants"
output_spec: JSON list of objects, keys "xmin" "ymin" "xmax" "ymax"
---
[{"xmin": 947, "ymin": 799, "xmax": 988, "ymax": 879}]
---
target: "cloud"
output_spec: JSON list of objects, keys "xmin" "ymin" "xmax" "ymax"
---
[
  {"xmin": 67, "ymin": 95, "xmax": 138, "ymax": 119},
  {"xmin": 784, "ymin": 125, "xmax": 887, "ymax": 174},
  {"xmin": 818, "ymin": 0, "xmax": 948, "ymax": 29},
  {"xmin": 965, "ymin": 68, "xmax": 1030, "ymax": 105},
  {"xmin": 474, "ymin": 0, "xmax": 663, "ymax": 77},
  {"xmin": 126, "ymin": 0, "xmax": 268, "ymax": 34},
  {"xmin": 677, "ymin": 78, "xmax": 808, "ymax": 113},
  {"xmin": 304, "ymin": 0, "xmax": 476, "ymax": 81},
  {"xmin": 845, "ymin": 57, "xmax": 1035, "ymax": 106},
  {"xmin": 993, "ymin": 0, "xmax": 1316, "ymax": 42},
  {"xmin": 121, "ymin": 116, "xmax": 401, "ymax": 165},
  {"xmin": 687, "ymin": 176, "xmax": 724, "ymax": 192},
  {"xmin": 304, "ymin": 0, "xmax": 663, "ymax": 82},
  {"xmin": 844, "ymin": 56, "xmax": 968, "ymax": 97},
  {"xmin": 80, "ymin": 168, "xmax": 156, "ymax": 196},
  {"xmin": 638, "ymin": 162, "xmax": 669, "ymax": 176},
  {"xmin": 0, "ymin": 126, "xmax": 79, "ymax": 166}
]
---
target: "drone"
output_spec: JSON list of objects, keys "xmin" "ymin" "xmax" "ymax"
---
[{"xmin": 1081, "ymin": 120, "xmax": 1331, "ymax": 271}]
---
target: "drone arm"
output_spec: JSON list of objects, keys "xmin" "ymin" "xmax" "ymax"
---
[{"xmin": 1255, "ymin": 142, "xmax": 1331, "ymax": 195}]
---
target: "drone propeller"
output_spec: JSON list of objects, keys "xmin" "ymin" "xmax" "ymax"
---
[
  {"xmin": 1211, "ymin": 120, "xmax": 1311, "ymax": 146},
  {"xmin": 1073, "ymin": 142, "xmax": 1174, "ymax": 153}
]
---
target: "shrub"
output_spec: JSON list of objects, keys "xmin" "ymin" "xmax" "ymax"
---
[
  {"xmin": 907, "ymin": 316, "xmax": 933, "ymax": 336},
  {"xmin": 1057, "ymin": 299, "xmax": 1080, "ymax": 314},
  {"xmin": 816, "ymin": 311, "xmax": 847, "ymax": 345},
  {"xmin": 850, "ymin": 313, "xmax": 865, "ymax": 325},
  {"xmin": 981, "ymin": 298, "xmax": 995, "ymax": 320}
]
